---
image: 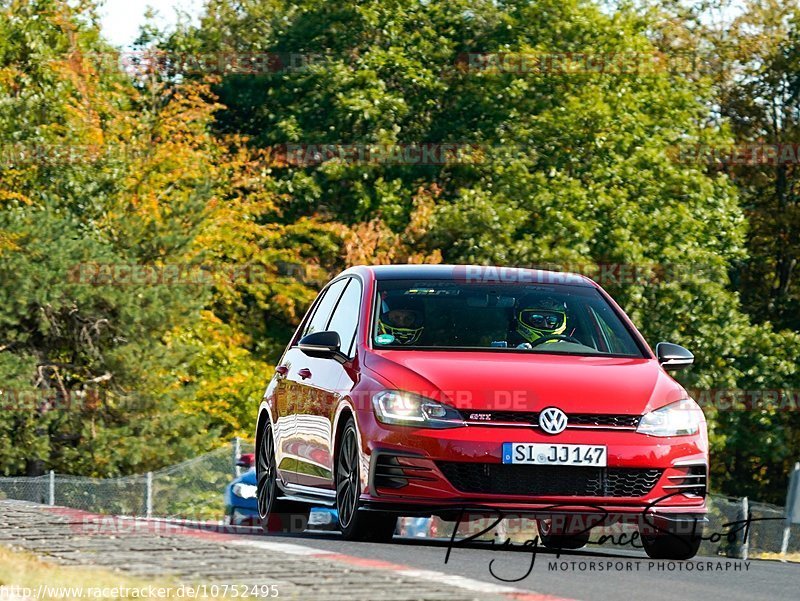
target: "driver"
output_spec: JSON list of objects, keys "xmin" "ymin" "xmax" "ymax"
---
[
  {"xmin": 377, "ymin": 294, "xmax": 425, "ymax": 345},
  {"xmin": 510, "ymin": 294, "xmax": 568, "ymax": 347}
]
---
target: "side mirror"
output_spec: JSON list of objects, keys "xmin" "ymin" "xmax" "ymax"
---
[
  {"xmin": 656, "ymin": 342, "xmax": 694, "ymax": 371},
  {"xmin": 298, "ymin": 331, "xmax": 347, "ymax": 363},
  {"xmin": 236, "ymin": 453, "xmax": 254, "ymax": 468}
]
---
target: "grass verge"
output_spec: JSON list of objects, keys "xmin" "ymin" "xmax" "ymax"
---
[
  {"xmin": 0, "ymin": 546, "xmax": 222, "ymax": 600},
  {"xmin": 751, "ymin": 551, "xmax": 800, "ymax": 563}
]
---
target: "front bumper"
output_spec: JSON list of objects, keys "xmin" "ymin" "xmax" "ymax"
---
[{"xmin": 355, "ymin": 408, "xmax": 708, "ymax": 519}]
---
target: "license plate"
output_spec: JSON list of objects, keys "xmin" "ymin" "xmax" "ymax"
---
[{"xmin": 502, "ymin": 443, "xmax": 607, "ymax": 466}]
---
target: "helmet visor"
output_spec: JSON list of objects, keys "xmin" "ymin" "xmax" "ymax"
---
[
  {"xmin": 518, "ymin": 309, "xmax": 565, "ymax": 332},
  {"xmin": 382, "ymin": 309, "xmax": 423, "ymax": 329}
]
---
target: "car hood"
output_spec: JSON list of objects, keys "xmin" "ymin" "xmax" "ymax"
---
[{"xmin": 364, "ymin": 350, "xmax": 687, "ymax": 415}]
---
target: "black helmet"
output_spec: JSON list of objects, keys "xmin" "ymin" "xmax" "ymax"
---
[{"xmin": 378, "ymin": 295, "xmax": 425, "ymax": 345}]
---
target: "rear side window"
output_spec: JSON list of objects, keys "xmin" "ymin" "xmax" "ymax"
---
[
  {"xmin": 327, "ymin": 278, "xmax": 362, "ymax": 357},
  {"xmin": 302, "ymin": 278, "xmax": 348, "ymax": 338}
]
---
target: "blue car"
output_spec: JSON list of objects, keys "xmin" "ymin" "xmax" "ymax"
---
[
  {"xmin": 224, "ymin": 457, "xmax": 259, "ymax": 525},
  {"xmin": 225, "ymin": 454, "xmax": 339, "ymax": 529}
]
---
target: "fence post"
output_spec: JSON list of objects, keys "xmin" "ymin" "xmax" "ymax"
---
[
  {"xmin": 741, "ymin": 496, "xmax": 749, "ymax": 561},
  {"xmin": 48, "ymin": 470, "xmax": 54, "ymax": 506},
  {"xmin": 232, "ymin": 436, "xmax": 241, "ymax": 477},
  {"xmin": 146, "ymin": 472, "xmax": 153, "ymax": 519},
  {"xmin": 781, "ymin": 526, "xmax": 791, "ymax": 560},
  {"xmin": 782, "ymin": 461, "xmax": 800, "ymax": 560}
]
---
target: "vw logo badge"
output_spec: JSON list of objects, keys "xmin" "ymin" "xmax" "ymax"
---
[{"xmin": 539, "ymin": 407, "xmax": 568, "ymax": 434}]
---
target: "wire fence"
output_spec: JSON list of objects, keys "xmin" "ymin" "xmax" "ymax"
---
[
  {"xmin": 593, "ymin": 493, "xmax": 799, "ymax": 558},
  {"xmin": 0, "ymin": 440, "xmax": 254, "ymax": 520},
  {"xmin": 0, "ymin": 441, "xmax": 797, "ymax": 559}
]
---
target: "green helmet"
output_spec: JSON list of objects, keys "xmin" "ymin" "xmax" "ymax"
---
[
  {"xmin": 378, "ymin": 295, "xmax": 425, "ymax": 345},
  {"xmin": 515, "ymin": 295, "xmax": 567, "ymax": 343}
]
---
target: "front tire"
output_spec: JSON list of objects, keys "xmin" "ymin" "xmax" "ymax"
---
[
  {"xmin": 536, "ymin": 518, "xmax": 591, "ymax": 550},
  {"xmin": 256, "ymin": 422, "xmax": 310, "ymax": 534},
  {"xmin": 336, "ymin": 418, "xmax": 396, "ymax": 542},
  {"xmin": 641, "ymin": 533, "xmax": 702, "ymax": 560}
]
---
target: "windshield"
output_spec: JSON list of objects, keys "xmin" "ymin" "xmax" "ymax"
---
[{"xmin": 373, "ymin": 279, "xmax": 644, "ymax": 357}]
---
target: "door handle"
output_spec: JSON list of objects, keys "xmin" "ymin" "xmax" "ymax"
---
[
  {"xmin": 298, "ymin": 368, "xmax": 312, "ymax": 380},
  {"xmin": 275, "ymin": 365, "xmax": 289, "ymax": 377}
]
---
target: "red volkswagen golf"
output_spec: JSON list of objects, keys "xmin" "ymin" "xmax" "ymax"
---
[{"xmin": 256, "ymin": 265, "xmax": 708, "ymax": 559}]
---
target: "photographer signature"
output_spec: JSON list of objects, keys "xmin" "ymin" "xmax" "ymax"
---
[{"xmin": 443, "ymin": 492, "xmax": 783, "ymax": 582}]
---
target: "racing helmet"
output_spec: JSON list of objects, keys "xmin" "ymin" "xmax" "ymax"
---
[
  {"xmin": 515, "ymin": 295, "xmax": 567, "ymax": 343},
  {"xmin": 378, "ymin": 295, "xmax": 425, "ymax": 345}
]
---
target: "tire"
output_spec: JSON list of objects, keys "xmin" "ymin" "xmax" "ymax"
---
[
  {"xmin": 256, "ymin": 422, "xmax": 310, "ymax": 534},
  {"xmin": 536, "ymin": 518, "xmax": 591, "ymax": 550},
  {"xmin": 641, "ymin": 533, "xmax": 702, "ymax": 560},
  {"xmin": 336, "ymin": 418, "xmax": 396, "ymax": 542}
]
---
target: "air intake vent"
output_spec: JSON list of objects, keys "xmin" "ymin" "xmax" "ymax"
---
[
  {"xmin": 373, "ymin": 455, "xmax": 435, "ymax": 491},
  {"xmin": 665, "ymin": 465, "xmax": 707, "ymax": 497},
  {"xmin": 437, "ymin": 462, "xmax": 662, "ymax": 497}
]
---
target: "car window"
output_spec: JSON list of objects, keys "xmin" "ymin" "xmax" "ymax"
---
[
  {"xmin": 302, "ymin": 278, "xmax": 348, "ymax": 338},
  {"xmin": 372, "ymin": 279, "xmax": 643, "ymax": 357},
  {"xmin": 326, "ymin": 278, "xmax": 362, "ymax": 357},
  {"xmin": 588, "ymin": 305, "xmax": 638, "ymax": 355}
]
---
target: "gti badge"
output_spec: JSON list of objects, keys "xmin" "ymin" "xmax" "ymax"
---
[{"xmin": 539, "ymin": 407, "xmax": 568, "ymax": 434}]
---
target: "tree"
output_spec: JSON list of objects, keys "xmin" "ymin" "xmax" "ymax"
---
[
  {"xmin": 641, "ymin": 0, "xmax": 800, "ymax": 502},
  {"xmin": 0, "ymin": 0, "xmax": 220, "ymax": 476},
  {"xmin": 3, "ymin": 0, "xmax": 796, "ymax": 504},
  {"xmin": 718, "ymin": 0, "xmax": 800, "ymax": 331},
  {"xmin": 167, "ymin": 0, "xmax": 748, "ymax": 388},
  {"xmin": 164, "ymin": 0, "xmax": 800, "ymax": 501}
]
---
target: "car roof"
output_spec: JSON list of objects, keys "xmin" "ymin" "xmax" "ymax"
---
[{"xmin": 343, "ymin": 264, "xmax": 595, "ymax": 287}]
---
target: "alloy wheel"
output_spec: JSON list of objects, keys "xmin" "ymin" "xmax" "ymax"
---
[
  {"xmin": 257, "ymin": 425, "xmax": 277, "ymax": 519},
  {"xmin": 336, "ymin": 426, "xmax": 359, "ymax": 528}
]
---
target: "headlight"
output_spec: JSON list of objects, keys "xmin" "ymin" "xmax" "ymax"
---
[
  {"xmin": 637, "ymin": 399, "xmax": 704, "ymax": 437},
  {"xmin": 231, "ymin": 483, "xmax": 258, "ymax": 499},
  {"xmin": 372, "ymin": 390, "xmax": 464, "ymax": 428}
]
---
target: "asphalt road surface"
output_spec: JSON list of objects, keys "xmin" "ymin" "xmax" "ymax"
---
[
  {"xmin": 258, "ymin": 527, "xmax": 799, "ymax": 601},
  {"xmin": 2, "ymin": 501, "xmax": 798, "ymax": 601}
]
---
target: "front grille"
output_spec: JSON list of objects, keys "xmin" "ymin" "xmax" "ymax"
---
[
  {"xmin": 460, "ymin": 410, "xmax": 640, "ymax": 429},
  {"xmin": 464, "ymin": 410, "xmax": 538, "ymax": 424},
  {"xmin": 570, "ymin": 414, "xmax": 641, "ymax": 428},
  {"xmin": 437, "ymin": 462, "xmax": 662, "ymax": 497}
]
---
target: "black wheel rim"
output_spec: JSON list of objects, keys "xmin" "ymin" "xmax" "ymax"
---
[
  {"xmin": 257, "ymin": 426, "xmax": 277, "ymax": 519},
  {"xmin": 336, "ymin": 427, "xmax": 359, "ymax": 528}
]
